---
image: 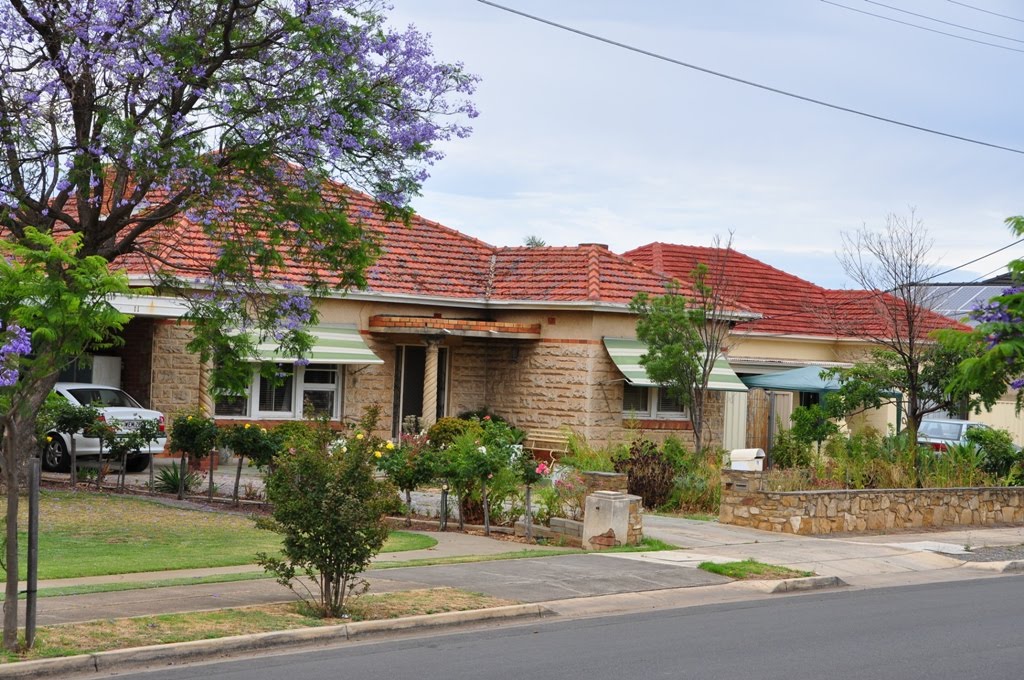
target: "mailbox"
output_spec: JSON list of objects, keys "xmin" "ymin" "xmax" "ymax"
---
[{"xmin": 730, "ymin": 448, "xmax": 766, "ymax": 471}]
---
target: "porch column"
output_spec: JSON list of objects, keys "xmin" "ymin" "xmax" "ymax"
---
[
  {"xmin": 198, "ymin": 359, "xmax": 215, "ymax": 417},
  {"xmin": 421, "ymin": 340, "xmax": 441, "ymax": 430}
]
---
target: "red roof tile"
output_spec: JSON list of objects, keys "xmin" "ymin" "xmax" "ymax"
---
[
  {"xmin": 623, "ymin": 242, "xmax": 966, "ymax": 338},
  {"xmin": 113, "ymin": 183, "xmax": 693, "ymax": 305}
]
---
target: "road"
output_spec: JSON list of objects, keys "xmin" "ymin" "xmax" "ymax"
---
[{"xmin": 110, "ymin": 576, "xmax": 1024, "ymax": 680}]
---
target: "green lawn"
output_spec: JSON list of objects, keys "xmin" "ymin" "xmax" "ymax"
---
[{"xmin": 7, "ymin": 490, "xmax": 434, "ymax": 580}]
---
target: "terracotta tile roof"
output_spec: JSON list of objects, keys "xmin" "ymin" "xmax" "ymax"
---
[
  {"xmin": 115, "ymin": 183, "xmax": 690, "ymax": 305},
  {"xmin": 488, "ymin": 244, "xmax": 680, "ymax": 304},
  {"xmin": 623, "ymin": 242, "xmax": 966, "ymax": 337},
  {"xmin": 821, "ymin": 289, "xmax": 970, "ymax": 337}
]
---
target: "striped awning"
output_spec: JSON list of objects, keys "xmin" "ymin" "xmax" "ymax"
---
[
  {"xmin": 252, "ymin": 324, "xmax": 383, "ymax": 365},
  {"xmin": 603, "ymin": 337, "xmax": 747, "ymax": 392}
]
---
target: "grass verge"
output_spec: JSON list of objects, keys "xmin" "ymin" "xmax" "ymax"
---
[
  {"xmin": 6, "ymin": 490, "xmax": 434, "ymax": 580},
  {"xmin": 698, "ymin": 559, "xmax": 813, "ymax": 580},
  {"xmin": 1, "ymin": 588, "xmax": 513, "ymax": 663}
]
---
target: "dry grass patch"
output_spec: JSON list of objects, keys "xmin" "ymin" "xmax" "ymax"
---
[{"xmin": 4, "ymin": 588, "xmax": 514, "ymax": 663}]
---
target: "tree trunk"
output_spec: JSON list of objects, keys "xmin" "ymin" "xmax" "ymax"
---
[
  {"xmin": 69, "ymin": 437, "xmax": 77, "ymax": 490},
  {"xmin": 177, "ymin": 450, "xmax": 188, "ymax": 500},
  {"xmin": 3, "ymin": 374, "xmax": 58, "ymax": 651},
  {"xmin": 457, "ymin": 491, "xmax": 465, "ymax": 531},
  {"xmin": 482, "ymin": 478, "xmax": 490, "ymax": 536},
  {"xmin": 404, "ymin": 489, "xmax": 412, "ymax": 527},
  {"xmin": 233, "ymin": 454, "xmax": 245, "ymax": 505},
  {"xmin": 3, "ymin": 421, "xmax": 21, "ymax": 652},
  {"xmin": 525, "ymin": 485, "xmax": 533, "ymax": 542},
  {"xmin": 207, "ymin": 454, "xmax": 215, "ymax": 502}
]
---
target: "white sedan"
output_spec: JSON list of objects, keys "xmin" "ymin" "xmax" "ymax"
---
[{"xmin": 43, "ymin": 383, "xmax": 167, "ymax": 473}]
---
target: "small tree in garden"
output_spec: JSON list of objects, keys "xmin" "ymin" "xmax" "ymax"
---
[
  {"xmin": 168, "ymin": 412, "xmax": 218, "ymax": 500},
  {"xmin": 101, "ymin": 420, "xmax": 162, "ymax": 491},
  {"xmin": 513, "ymin": 450, "xmax": 550, "ymax": 541},
  {"xmin": 376, "ymin": 432, "xmax": 436, "ymax": 527},
  {"xmin": 219, "ymin": 423, "xmax": 286, "ymax": 504},
  {"xmin": 38, "ymin": 398, "xmax": 101, "ymax": 488},
  {"xmin": 257, "ymin": 412, "xmax": 398, "ymax": 618}
]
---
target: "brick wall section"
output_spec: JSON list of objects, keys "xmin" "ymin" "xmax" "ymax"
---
[
  {"xmin": 720, "ymin": 469, "xmax": 1024, "ymax": 535},
  {"xmin": 150, "ymin": 320, "xmax": 203, "ymax": 417},
  {"xmin": 369, "ymin": 316, "xmax": 541, "ymax": 335},
  {"xmin": 117, "ymin": 317, "xmax": 155, "ymax": 407}
]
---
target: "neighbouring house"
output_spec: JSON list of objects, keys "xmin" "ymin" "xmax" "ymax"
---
[
  {"xmin": 77, "ymin": 188, "xmax": 758, "ymax": 453},
  {"xmin": 918, "ymin": 274, "xmax": 1024, "ymax": 443},
  {"xmin": 622, "ymin": 243, "xmax": 969, "ymax": 447}
]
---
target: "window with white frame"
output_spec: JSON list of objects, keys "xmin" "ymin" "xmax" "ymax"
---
[
  {"xmin": 215, "ymin": 363, "xmax": 343, "ymax": 419},
  {"xmin": 622, "ymin": 384, "xmax": 689, "ymax": 420}
]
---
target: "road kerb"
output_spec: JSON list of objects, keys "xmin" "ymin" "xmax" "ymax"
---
[
  {"xmin": 0, "ymin": 604, "xmax": 550, "ymax": 679},
  {"xmin": 742, "ymin": 575, "xmax": 847, "ymax": 594},
  {"xmin": 963, "ymin": 560, "xmax": 1024, "ymax": 574}
]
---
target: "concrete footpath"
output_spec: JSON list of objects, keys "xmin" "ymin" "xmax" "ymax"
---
[{"xmin": 6, "ymin": 516, "xmax": 1024, "ymax": 677}]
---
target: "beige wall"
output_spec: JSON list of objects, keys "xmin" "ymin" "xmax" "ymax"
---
[{"xmin": 150, "ymin": 320, "xmax": 204, "ymax": 418}]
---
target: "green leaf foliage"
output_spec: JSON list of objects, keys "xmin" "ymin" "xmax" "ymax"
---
[{"xmin": 257, "ymin": 415, "xmax": 399, "ymax": 618}]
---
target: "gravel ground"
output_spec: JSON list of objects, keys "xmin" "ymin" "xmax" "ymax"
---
[{"xmin": 943, "ymin": 544, "xmax": 1024, "ymax": 562}]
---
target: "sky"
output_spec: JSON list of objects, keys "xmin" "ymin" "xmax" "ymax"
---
[{"xmin": 386, "ymin": 0, "xmax": 1024, "ymax": 289}]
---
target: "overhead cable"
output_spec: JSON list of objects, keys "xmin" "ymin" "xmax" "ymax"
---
[
  {"xmin": 821, "ymin": 0, "xmax": 1024, "ymax": 53},
  {"xmin": 474, "ymin": 0, "xmax": 1024, "ymax": 155}
]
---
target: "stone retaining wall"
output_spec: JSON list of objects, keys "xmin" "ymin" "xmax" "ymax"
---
[
  {"xmin": 720, "ymin": 469, "xmax": 1024, "ymax": 535},
  {"xmin": 580, "ymin": 471, "xmax": 628, "ymax": 493}
]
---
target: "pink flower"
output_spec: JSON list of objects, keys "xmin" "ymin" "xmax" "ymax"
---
[
  {"xmin": 535, "ymin": 462, "xmax": 550, "ymax": 475},
  {"xmin": 483, "ymin": 415, "xmax": 491, "ymax": 421}
]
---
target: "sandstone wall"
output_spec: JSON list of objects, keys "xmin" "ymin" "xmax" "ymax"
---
[
  {"xmin": 150, "ymin": 320, "xmax": 203, "ymax": 417},
  {"xmin": 720, "ymin": 469, "xmax": 1024, "ymax": 535}
]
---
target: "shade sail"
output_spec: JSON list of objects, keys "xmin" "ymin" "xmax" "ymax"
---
[
  {"xmin": 602, "ymin": 338, "xmax": 748, "ymax": 392},
  {"xmin": 251, "ymin": 324, "xmax": 383, "ymax": 365},
  {"xmin": 740, "ymin": 366, "xmax": 840, "ymax": 393}
]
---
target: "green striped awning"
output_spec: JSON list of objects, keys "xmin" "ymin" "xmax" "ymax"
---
[
  {"xmin": 252, "ymin": 324, "xmax": 383, "ymax": 365},
  {"xmin": 603, "ymin": 337, "xmax": 747, "ymax": 392}
]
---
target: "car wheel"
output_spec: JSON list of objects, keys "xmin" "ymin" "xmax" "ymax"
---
[
  {"xmin": 125, "ymin": 453, "xmax": 152, "ymax": 473},
  {"xmin": 43, "ymin": 435, "xmax": 71, "ymax": 472}
]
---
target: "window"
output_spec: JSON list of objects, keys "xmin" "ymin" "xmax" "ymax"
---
[
  {"xmin": 622, "ymin": 385, "xmax": 689, "ymax": 420},
  {"xmin": 215, "ymin": 364, "xmax": 344, "ymax": 420},
  {"xmin": 622, "ymin": 384, "xmax": 649, "ymax": 413}
]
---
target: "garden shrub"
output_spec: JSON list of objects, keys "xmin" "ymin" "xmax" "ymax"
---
[
  {"xmin": 154, "ymin": 461, "xmax": 202, "ymax": 495},
  {"xmin": 426, "ymin": 416, "xmax": 481, "ymax": 451},
  {"xmin": 559, "ymin": 430, "xmax": 617, "ymax": 472},
  {"xmin": 789, "ymin": 404, "xmax": 839, "ymax": 447},
  {"xmin": 666, "ymin": 446, "xmax": 721, "ymax": 514},
  {"xmin": 376, "ymin": 431, "xmax": 436, "ymax": 526},
  {"xmin": 964, "ymin": 426, "xmax": 1021, "ymax": 478},
  {"xmin": 769, "ymin": 428, "xmax": 812, "ymax": 469},
  {"xmin": 613, "ymin": 437, "xmax": 678, "ymax": 509},
  {"xmin": 257, "ymin": 409, "xmax": 399, "ymax": 618}
]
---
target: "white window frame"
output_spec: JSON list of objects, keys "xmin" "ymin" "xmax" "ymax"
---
[
  {"xmin": 622, "ymin": 385, "xmax": 690, "ymax": 421},
  {"xmin": 215, "ymin": 363, "xmax": 344, "ymax": 420}
]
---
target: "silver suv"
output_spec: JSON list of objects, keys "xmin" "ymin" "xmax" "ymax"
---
[
  {"xmin": 43, "ymin": 383, "xmax": 167, "ymax": 473},
  {"xmin": 917, "ymin": 419, "xmax": 991, "ymax": 453}
]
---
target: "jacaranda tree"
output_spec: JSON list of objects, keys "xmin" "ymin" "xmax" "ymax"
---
[{"xmin": 0, "ymin": 0, "xmax": 477, "ymax": 649}]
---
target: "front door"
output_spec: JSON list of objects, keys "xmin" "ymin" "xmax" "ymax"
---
[{"xmin": 392, "ymin": 345, "xmax": 448, "ymax": 437}]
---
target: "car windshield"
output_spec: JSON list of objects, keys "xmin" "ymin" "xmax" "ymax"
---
[
  {"xmin": 67, "ymin": 388, "xmax": 142, "ymax": 409},
  {"xmin": 918, "ymin": 421, "xmax": 963, "ymax": 440}
]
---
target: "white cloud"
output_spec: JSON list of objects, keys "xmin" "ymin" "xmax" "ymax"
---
[{"xmin": 389, "ymin": 0, "xmax": 1024, "ymax": 287}]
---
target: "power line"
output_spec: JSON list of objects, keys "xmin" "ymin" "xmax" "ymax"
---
[
  {"xmin": 474, "ymin": 0, "xmax": 1024, "ymax": 155},
  {"xmin": 947, "ymin": 0, "xmax": 1024, "ymax": 25},
  {"xmin": 863, "ymin": 0, "xmax": 1024, "ymax": 44},
  {"xmin": 922, "ymin": 237, "xmax": 1024, "ymax": 283},
  {"xmin": 821, "ymin": 0, "xmax": 1024, "ymax": 54},
  {"xmin": 755, "ymin": 237, "xmax": 1024, "ymax": 323}
]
